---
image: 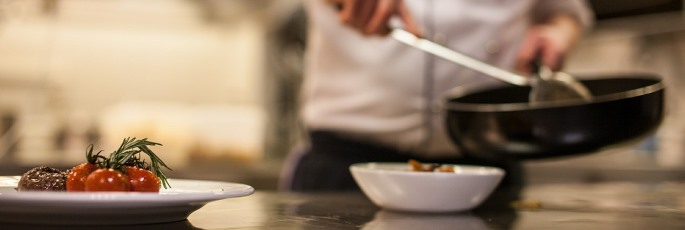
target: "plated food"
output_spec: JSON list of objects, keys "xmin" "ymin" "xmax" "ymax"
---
[
  {"xmin": 17, "ymin": 137, "xmax": 171, "ymax": 193},
  {"xmin": 3, "ymin": 137, "xmax": 255, "ymax": 225},
  {"xmin": 16, "ymin": 166, "xmax": 67, "ymax": 192}
]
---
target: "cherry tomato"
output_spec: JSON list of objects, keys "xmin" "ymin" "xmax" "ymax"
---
[
  {"xmin": 84, "ymin": 168, "xmax": 131, "ymax": 192},
  {"xmin": 126, "ymin": 166, "xmax": 161, "ymax": 192},
  {"xmin": 66, "ymin": 163, "xmax": 100, "ymax": 192}
]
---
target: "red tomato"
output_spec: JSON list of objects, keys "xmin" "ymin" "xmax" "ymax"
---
[
  {"xmin": 66, "ymin": 163, "xmax": 100, "ymax": 192},
  {"xmin": 126, "ymin": 166, "xmax": 161, "ymax": 192},
  {"xmin": 84, "ymin": 168, "xmax": 131, "ymax": 192}
]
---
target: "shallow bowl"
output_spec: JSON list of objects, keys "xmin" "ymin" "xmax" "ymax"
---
[{"xmin": 350, "ymin": 162, "xmax": 504, "ymax": 212}]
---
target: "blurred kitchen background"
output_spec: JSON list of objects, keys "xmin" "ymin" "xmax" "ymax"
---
[{"xmin": 0, "ymin": 0, "xmax": 684, "ymax": 190}]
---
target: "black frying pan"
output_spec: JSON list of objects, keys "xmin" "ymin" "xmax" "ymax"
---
[{"xmin": 443, "ymin": 74, "xmax": 664, "ymax": 161}]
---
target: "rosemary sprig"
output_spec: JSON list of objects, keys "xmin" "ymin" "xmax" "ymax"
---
[
  {"xmin": 85, "ymin": 144, "xmax": 106, "ymax": 164},
  {"xmin": 101, "ymin": 137, "xmax": 173, "ymax": 189}
]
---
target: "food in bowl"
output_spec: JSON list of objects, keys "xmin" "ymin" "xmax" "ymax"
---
[
  {"xmin": 350, "ymin": 162, "xmax": 504, "ymax": 213},
  {"xmin": 408, "ymin": 159, "xmax": 455, "ymax": 172}
]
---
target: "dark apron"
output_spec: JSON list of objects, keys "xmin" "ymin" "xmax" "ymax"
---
[{"xmin": 289, "ymin": 130, "xmax": 524, "ymax": 191}]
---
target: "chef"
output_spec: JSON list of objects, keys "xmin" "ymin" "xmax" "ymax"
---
[{"xmin": 281, "ymin": 0, "xmax": 594, "ymax": 191}]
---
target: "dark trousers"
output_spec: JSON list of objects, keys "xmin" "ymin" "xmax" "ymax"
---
[{"xmin": 289, "ymin": 131, "xmax": 524, "ymax": 191}]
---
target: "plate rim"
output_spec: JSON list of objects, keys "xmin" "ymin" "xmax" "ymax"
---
[
  {"xmin": 0, "ymin": 176, "xmax": 255, "ymax": 225},
  {"xmin": 0, "ymin": 176, "xmax": 255, "ymax": 203}
]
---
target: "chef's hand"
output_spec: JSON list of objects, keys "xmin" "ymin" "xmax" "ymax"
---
[
  {"xmin": 516, "ymin": 14, "xmax": 583, "ymax": 74},
  {"xmin": 329, "ymin": 0, "xmax": 422, "ymax": 36}
]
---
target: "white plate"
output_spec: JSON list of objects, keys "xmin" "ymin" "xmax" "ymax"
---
[{"xmin": 0, "ymin": 176, "xmax": 254, "ymax": 225}]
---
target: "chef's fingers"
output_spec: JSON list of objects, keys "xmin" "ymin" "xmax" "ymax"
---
[
  {"xmin": 352, "ymin": 0, "xmax": 378, "ymax": 34},
  {"xmin": 541, "ymin": 39, "xmax": 565, "ymax": 71},
  {"xmin": 515, "ymin": 30, "xmax": 540, "ymax": 74},
  {"xmin": 365, "ymin": 0, "xmax": 395, "ymax": 35},
  {"xmin": 517, "ymin": 38, "xmax": 565, "ymax": 74},
  {"xmin": 396, "ymin": 0, "xmax": 422, "ymax": 37},
  {"xmin": 332, "ymin": 0, "xmax": 419, "ymax": 37},
  {"xmin": 337, "ymin": 0, "xmax": 357, "ymax": 24}
]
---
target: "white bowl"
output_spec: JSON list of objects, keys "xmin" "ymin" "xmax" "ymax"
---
[{"xmin": 350, "ymin": 162, "xmax": 505, "ymax": 213}]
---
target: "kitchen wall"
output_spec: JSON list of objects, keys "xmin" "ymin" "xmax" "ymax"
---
[{"xmin": 0, "ymin": 0, "xmax": 300, "ymax": 170}]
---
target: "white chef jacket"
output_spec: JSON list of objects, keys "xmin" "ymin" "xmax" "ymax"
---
[{"xmin": 301, "ymin": 0, "xmax": 594, "ymax": 158}]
